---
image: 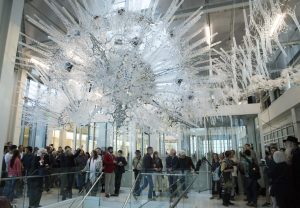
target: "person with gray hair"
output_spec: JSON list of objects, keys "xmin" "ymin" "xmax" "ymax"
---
[
  {"xmin": 166, "ymin": 149, "xmax": 179, "ymax": 201},
  {"xmin": 269, "ymin": 151, "xmax": 292, "ymax": 208},
  {"xmin": 178, "ymin": 150, "xmax": 195, "ymax": 198}
]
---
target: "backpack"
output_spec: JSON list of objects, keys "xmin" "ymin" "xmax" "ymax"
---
[{"xmin": 245, "ymin": 158, "xmax": 261, "ymax": 180}]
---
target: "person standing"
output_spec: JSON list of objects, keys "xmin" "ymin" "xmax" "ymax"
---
[
  {"xmin": 244, "ymin": 144, "xmax": 258, "ymax": 164},
  {"xmin": 166, "ymin": 149, "xmax": 179, "ymax": 197},
  {"xmin": 75, "ymin": 149, "xmax": 88, "ymax": 193},
  {"xmin": 262, "ymin": 146, "xmax": 277, "ymax": 207},
  {"xmin": 132, "ymin": 150, "xmax": 143, "ymax": 194},
  {"xmin": 210, "ymin": 153, "xmax": 221, "ymax": 200},
  {"xmin": 153, "ymin": 151, "xmax": 163, "ymax": 197},
  {"xmin": 22, "ymin": 146, "xmax": 34, "ymax": 175},
  {"xmin": 22, "ymin": 146, "xmax": 34, "ymax": 197},
  {"xmin": 269, "ymin": 151, "xmax": 292, "ymax": 208},
  {"xmin": 83, "ymin": 150, "xmax": 102, "ymax": 195},
  {"xmin": 241, "ymin": 149, "xmax": 260, "ymax": 207},
  {"xmin": 4, "ymin": 145, "xmax": 17, "ymax": 173},
  {"xmin": 221, "ymin": 151, "xmax": 234, "ymax": 207},
  {"xmin": 4, "ymin": 150, "xmax": 22, "ymax": 202},
  {"xmin": 283, "ymin": 136, "xmax": 300, "ymax": 205},
  {"xmin": 103, "ymin": 147, "xmax": 116, "ymax": 198},
  {"xmin": 113, "ymin": 150, "xmax": 127, "ymax": 196},
  {"xmin": 135, "ymin": 146, "xmax": 155, "ymax": 200},
  {"xmin": 230, "ymin": 150, "xmax": 238, "ymax": 200},
  {"xmin": 178, "ymin": 150, "xmax": 195, "ymax": 198},
  {"xmin": 60, "ymin": 146, "xmax": 80, "ymax": 200},
  {"xmin": 28, "ymin": 149, "xmax": 47, "ymax": 208}
]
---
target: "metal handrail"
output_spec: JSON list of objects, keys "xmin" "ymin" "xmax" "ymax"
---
[
  {"xmin": 0, "ymin": 170, "xmax": 86, "ymax": 181},
  {"xmin": 121, "ymin": 172, "xmax": 189, "ymax": 208},
  {"xmin": 169, "ymin": 174, "xmax": 198, "ymax": 208},
  {"xmin": 75, "ymin": 172, "xmax": 104, "ymax": 208},
  {"xmin": 121, "ymin": 173, "xmax": 141, "ymax": 208}
]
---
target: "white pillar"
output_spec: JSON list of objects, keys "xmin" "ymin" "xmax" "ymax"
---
[
  {"xmin": 11, "ymin": 70, "xmax": 28, "ymax": 145},
  {"xmin": 0, "ymin": 0, "xmax": 24, "ymax": 174},
  {"xmin": 258, "ymin": 114, "xmax": 265, "ymax": 159}
]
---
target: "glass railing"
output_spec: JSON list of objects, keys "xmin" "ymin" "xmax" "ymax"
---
[
  {"xmin": 121, "ymin": 171, "xmax": 201, "ymax": 208},
  {"xmin": 0, "ymin": 167, "xmax": 212, "ymax": 208},
  {"xmin": 0, "ymin": 169, "xmax": 102, "ymax": 208}
]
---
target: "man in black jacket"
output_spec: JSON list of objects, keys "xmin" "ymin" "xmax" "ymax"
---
[
  {"xmin": 135, "ymin": 147, "xmax": 155, "ymax": 200},
  {"xmin": 166, "ymin": 149, "xmax": 179, "ymax": 196},
  {"xmin": 284, "ymin": 136, "xmax": 300, "ymax": 205},
  {"xmin": 22, "ymin": 146, "xmax": 34, "ymax": 197},
  {"xmin": 112, "ymin": 150, "xmax": 127, "ymax": 196},
  {"xmin": 29, "ymin": 148, "xmax": 47, "ymax": 208},
  {"xmin": 178, "ymin": 151, "xmax": 195, "ymax": 198},
  {"xmin": 60, "ymin": 146, "xmax": 80, "ymax": 200}
]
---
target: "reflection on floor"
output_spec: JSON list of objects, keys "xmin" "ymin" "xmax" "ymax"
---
[{"xmin": 12, "ymin": 188, "xmax": 266, "ymax": 208}]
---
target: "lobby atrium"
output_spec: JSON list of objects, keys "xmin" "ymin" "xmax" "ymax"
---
[{"xmin": 0, "ymin": 0, "xmax": 300, "ymax": 207}]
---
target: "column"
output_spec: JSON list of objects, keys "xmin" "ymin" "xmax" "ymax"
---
[
  {"xmin": 258, "ymin": 114, "xmax": 266, "ymax": 159},
  {"xmin": 0, "ymin": 0, "xmax": 24, "ymax": 174},
  {"xmin": 10, "ymin": 70, "xmax": 28, "ymax": 145}
]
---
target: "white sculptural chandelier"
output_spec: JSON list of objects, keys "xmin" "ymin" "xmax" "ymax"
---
[{"xmin": 18, "ymin": 0, "xmax": 300, "ymax": 129}]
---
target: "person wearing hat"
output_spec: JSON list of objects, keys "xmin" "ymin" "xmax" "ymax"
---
[
  {"xmin": 283, "ymin": 136, "xmax": 300, "ymax": 205},
  {"xmin": 132, "ymin": 150, "xmax": 142, "ymax": 194}
]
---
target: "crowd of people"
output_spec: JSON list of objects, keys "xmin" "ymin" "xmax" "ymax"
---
[
  {"xmin": 1, "ymin": 135, "xmax": 299, "ymax": 208},
  {"xmin": 132, "ymin": 147, "xmax": 196, "ymax": 201},
  {"xmin": 0, "ymin": 144, "xmax": 128, "ymax": 207},
  {"xmin": 209, "ymin": 136, "xmax": 300, "ymax": 208},
  {"xmin": 0, "ymin": 143, "xmax": 197, "ymax": 207}
]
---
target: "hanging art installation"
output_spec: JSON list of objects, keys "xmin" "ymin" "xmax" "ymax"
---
[{"xmin": 17, "ymin": 0, "xmax": 300, "ymax": 131}]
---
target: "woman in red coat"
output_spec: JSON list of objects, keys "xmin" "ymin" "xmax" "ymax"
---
[{"xmin": 103, "ymin": 147, "xmax": 116, "ymax": 197}]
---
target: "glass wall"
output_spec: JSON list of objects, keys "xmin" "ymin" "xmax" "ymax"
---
[{"xmin": 189, "ymin": 116, "xmax": 259, "ymax": 161}]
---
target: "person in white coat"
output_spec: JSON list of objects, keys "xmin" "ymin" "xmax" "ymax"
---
[{"xmin": 82, "ymin": 150, "xmax": 103, "ymax": 195}]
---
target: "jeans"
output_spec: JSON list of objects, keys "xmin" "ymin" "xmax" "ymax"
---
[
  {"xmin": 115, "ymin": 172, "xmax": 123, "ymax": 194},
  {"xmin": 4, "ymin": 178, "xmax": 17, "ymax": 201},
  {"xmin": 137, "ymin": 174, "xmax": 154, "ymax": 199},
  {"xmin": 168, "ymin": 174, "xmax": 178, "ymax": 195},
  {"xmin": 77, "ymin": 173, "xmax": 86, "ymax": 192},
  {"xmin": 133, "ymin": 170, "xmax": 142, "ymax": 193},
  {"xmin": 245, "ymin": 177, "xmax": 257, "ymax": 204},
  {"xmin": 212, "ymin": 180, "xmax": 221, "ymax": 197},
  {"xmin": 179, "ymin": 173, "xmax": 186, "ymax": 191}
]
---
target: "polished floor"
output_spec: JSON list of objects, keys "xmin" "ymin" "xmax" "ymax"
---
[{"xmin": 12, "ymin": 187, "xmax": 267, "ymax": 208}]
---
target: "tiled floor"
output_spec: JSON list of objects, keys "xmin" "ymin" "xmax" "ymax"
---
[{"xmin": 12, "ymin": 188, "xmax": 266, "ymax": 208}]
